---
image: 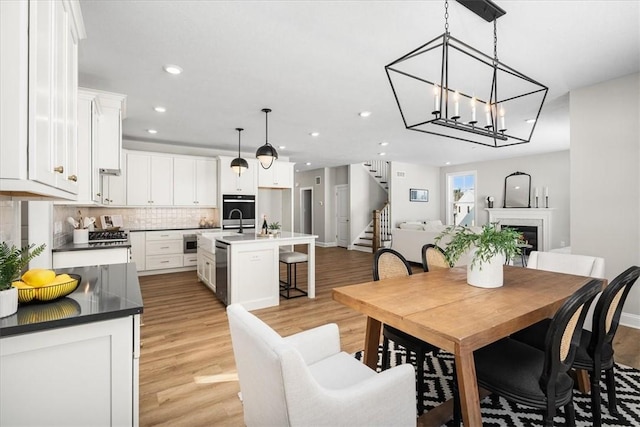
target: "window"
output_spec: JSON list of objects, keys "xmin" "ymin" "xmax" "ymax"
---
[{"xmin": 446, "ymin": 171, "xmax": 476, "ymax": 226}]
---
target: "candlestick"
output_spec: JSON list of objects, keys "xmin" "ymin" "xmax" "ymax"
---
[
  {"xmin": 534, "ymin": 187, "xmax": 539, "ymax": 197},
  {"xmin": 544, "ymin": 186, "xmax": 549, "ymax": 197},
  {"xmin": 433, "ymin": 84, "xmax": 440, "ymax": 114},
  {"xmin": 484, "ymin": 102, "xmax": 492, "ymax": 128},
  {"xmin": 535, "ymin": 196, "xmax": 539, "ymax": 208},
  {"xmin": 452, "ymin": 91, "xmax": 460, "ymax": 119},
  {"xmin": 545, "ymin": 196, "xmax": 549, "ymax": 208},
  {"xmin": 499, "ymin": 106, "xmax": 506, "ymax": 131},
  {"xmin": 470, "ymin": 96, "xmax": 477, "ymax": 124}
]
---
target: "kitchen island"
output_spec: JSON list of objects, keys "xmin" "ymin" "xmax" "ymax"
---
[
  {"xmin": 0, "ymin": 262, "xmax": 143, "ymax": 426},
  {"xmin": 211, "ymin": 231, "xmax": 317, "ymax": 310}
]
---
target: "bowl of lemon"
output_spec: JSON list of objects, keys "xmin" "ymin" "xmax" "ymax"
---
[{"xmin": 12, "ymin": 269, "xmax": 81, "ymax": 303}]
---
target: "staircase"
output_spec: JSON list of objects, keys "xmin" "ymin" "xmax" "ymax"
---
[
  {"xmin": 363, "ymin": 160, "xmax": 390, "ymax": 191},
  {"xmin": 353, "ymin": 160, "xmax": 392, "ymax": 252}
]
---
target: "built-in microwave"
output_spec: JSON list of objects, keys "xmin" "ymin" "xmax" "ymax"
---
[{"xmin": 222, "ymin": 194, "xmax": 256, "ymax": 230}]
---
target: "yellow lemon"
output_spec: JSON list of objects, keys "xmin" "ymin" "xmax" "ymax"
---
[
  {"xmin": 52, "ymin": 273, "xmax": 72, "ymax": 284},
  {"xmin": 12, "ymin": 280, "xmax": 33, "ymax": 289},
  {"xmin": 21, "ymin": 269, "xmax": 56, "ymax": 288}
]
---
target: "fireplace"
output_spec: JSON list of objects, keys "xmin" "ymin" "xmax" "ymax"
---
[
  {"xmin": 507, "ymin": 225, "xmax": 537, "ymax": 255},
  {"xmin": 486, "ymin": 208, "xmax": 553, "ymax": 251}
]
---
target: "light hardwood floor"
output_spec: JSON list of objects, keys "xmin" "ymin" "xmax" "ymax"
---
[{"xmin": 138, "ymin": 246, "xmax": 640, "ymax": 427}]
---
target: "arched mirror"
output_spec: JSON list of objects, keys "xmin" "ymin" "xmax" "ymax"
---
[{"xmin": 503, "ymin": 172, "xmax": 531, "ymax": 208}]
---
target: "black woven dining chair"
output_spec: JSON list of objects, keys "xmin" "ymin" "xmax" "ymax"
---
[
  {"xmin": 373, "ymin": 248, "xmax": 460, "ymax": 423},
  {"xmin": 512, "ymin": 266, "xmax": 640, "ymax": 426},
  {"xmin": 474, "ymin": 279, "xmax": 602, "ymax": 427},
  {"xmin": 421, "ymin": 243, "xmax": 450, "ymax": 272}
]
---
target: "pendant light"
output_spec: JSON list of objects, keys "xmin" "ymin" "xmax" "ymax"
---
[
  {"xmin": 256, "ymin": 108, "xmax": 279, "ymax": 169},
  {"xmin": 230, "ymin": 128, "xmax": 248, "ymax": 176},
  {"xmin": 385, "ymin": 0, "xmax": 547, "ymax": 148}
]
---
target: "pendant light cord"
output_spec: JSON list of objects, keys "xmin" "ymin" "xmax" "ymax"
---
[
  {"xmin": 265, "ymin": 110, "xmax": 270, "ymax": 146},
  {"xmin": 237, "ymin": 128, "xmax": 243, "ymax": 157},
  {"xmin": 493, "ymin": 19, "xmax": 498, "ymax": 64}
]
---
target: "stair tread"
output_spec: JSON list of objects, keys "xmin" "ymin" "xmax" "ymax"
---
[{"xmin": 354, "ymin": 242, "xmax": 373, "ymax": 247}]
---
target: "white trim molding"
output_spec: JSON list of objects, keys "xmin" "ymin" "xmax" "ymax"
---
[{"xmin": 486, "ymin": 208, "xmax": 554, "ymax": 252}]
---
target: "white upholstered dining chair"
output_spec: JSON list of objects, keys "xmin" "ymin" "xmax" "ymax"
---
[
  {"xmin": 526, "ymin": 250, "xmax": 605, "ymax": 330},
  {"xmin": 227, "ymin": 303, "xmax": 417, "ymax": 427}
]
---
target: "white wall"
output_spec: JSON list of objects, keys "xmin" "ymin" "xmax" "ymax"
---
[
  {"xmin": 390, "ymin": 161, "xmax": 441, "ymax": 226},
  {"xmin": 570, "ymin": 72, "xmax": 640, "ymax": 326},
  {"xmin": 441, "ymin": 151, "xmax": 570, "ymax": 249}
]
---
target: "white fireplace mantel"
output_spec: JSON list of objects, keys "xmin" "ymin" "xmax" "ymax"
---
[{"xmin": 485, "ymin": 208, "xmax": 554, "ymax": 251}]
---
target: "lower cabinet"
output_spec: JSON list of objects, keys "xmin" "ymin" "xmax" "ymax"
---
[
  {"xmin": 0, "ymin": 315, "xmax": 140, "ymax": 426},
  {"xmin": 129, "ymin": 231, "xmax": 146, "ymax": 271},
  {"xmin": 131, "ymin": 230, "xmax": 201, "ymax": 274},
  {"xmin": 52, "ymin": 247, "xmax": 130, "ymax": 269},
  {"xmin": 197, "ymin": 248, "xmax": 216, "ymax": 292}
]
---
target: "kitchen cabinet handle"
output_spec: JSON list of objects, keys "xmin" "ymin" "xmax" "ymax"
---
[
  {"xmin": 160, "ymin": 246, "xmax": 169, "ymax": 249},
  {"xmin": 53, "ymin": 165, "xmax": 64, "ymax": 173},
  {"xmin": 68, "ymin": 174, "xmax": 78, "ymax": 182},
  {"xmin": 161, "ymin": 261, "xmax": 169, "ymax": 264},
  {"xmin": 96, "ymin": 192, "xmax": 101, "ymax": 197}
]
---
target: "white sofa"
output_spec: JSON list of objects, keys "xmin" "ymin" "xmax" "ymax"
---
[{"xmin": 391, "ymin": 221, "xmax": 481, "ymax": 265}]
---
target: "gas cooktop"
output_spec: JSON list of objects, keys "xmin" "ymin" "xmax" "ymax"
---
[{"xmin": 88, "ymin": 230, "xmax": 129, "ymax": 243}]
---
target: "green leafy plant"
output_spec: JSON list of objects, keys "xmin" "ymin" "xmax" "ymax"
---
[
  {"xmin": 435, "ymin": 223, "xmax": 521, "ymax": 269},
  {"xmin": 0, "ymin": 242, "xmax": 46, "ymax": 291},
  {"xmin": 268, "ymin": 222, "xmax": 281, "ymax": 230}
]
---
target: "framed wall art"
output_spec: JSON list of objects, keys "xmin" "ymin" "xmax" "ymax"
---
[{"xmin": 410, "ymin": 188, "xmax": 429, "ymax": 202}]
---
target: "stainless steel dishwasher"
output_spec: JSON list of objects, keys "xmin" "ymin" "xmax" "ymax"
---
[{"xmin": 215, "ymin": 240, "xmax": 229, "ymax": 305}]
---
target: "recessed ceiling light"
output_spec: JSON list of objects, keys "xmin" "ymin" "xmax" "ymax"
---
[
  {"xmin": 295, "ymin": 169, "xmax": 300, "ymax": 173},
  {"xmin": 154, "ymin": 106, "xmax": 166, "ymax": 113},
  {"xmin": 379, "ymin": 141, "xmax": 389, "ymax": 146},
  {"xmin": 445, "ymin": 161, "xmax": 451, "ymax": 165},
  {"xmin": 163, "ymin": 64, "xmax": 183, "ymax": 75},
  {"xmin": 147, "ymin": 129, "xmax": 158, "ymax": 134},
  {"xmin": 305, "ymin": 162, "xmax": 311, "ymax": 166},
  {"xmin": 378, "ymin": 152, "xmax": 386, "ymax": 156},
  {"xmin": 359, "ymin": 111, "xmax": 372, "ymax": 118},
  {"xmin": 278, "ymin": 146, "xmax": 286, "ymax": 150},
  {"xmin": 309, "ymin": 132, "xmax": 320, "ymax": 137},
  {"xmin": 525, "ymin": 118, "xmax": 536, "ymax": 124}
]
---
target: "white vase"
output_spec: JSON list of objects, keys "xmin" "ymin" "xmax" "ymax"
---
[
  {"xmin": 0, "ymin": 286, "xmax": 18, "ymax": 318},
  {"xmin": 466, "ymin": 248, "xmax": 506, "ymax": 288}
]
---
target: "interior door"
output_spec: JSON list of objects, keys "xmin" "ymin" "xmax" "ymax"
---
[
  {"xmin": 336, "ymin": 184, "xmax": 349, "ymax": 247},
  {"xmin": 300, "ymin": 187, "xmax": 313, "ymax": 234}
]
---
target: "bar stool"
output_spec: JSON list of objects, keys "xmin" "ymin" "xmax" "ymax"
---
[{"xmin": 279, "ymin": 251, "xmax": 308, "ymax": 299}]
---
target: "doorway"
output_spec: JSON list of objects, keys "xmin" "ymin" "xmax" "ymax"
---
[
  {"xmin": 300, "ymin": 187, "xmax": 313, "ymax": 234},
  {"xmin": 335, "ymin": 184, "xmax": 349, "ymax": 247}
]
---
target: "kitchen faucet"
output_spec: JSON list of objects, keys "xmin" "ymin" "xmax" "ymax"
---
[{"xmin": 228, "ymin": 208, "xmax": 244, "ymax": 234}]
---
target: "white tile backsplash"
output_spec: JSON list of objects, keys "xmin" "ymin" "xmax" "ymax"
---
[{"xmin": 66, "ymin": 207, "xmax": 219, "ymax": 230}]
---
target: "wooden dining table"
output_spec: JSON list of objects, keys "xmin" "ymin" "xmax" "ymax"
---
[{"xmin": 332, "ymin": 265, "xmax": 598, "ymax": 426}]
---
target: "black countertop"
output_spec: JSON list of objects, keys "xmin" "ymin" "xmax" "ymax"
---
[
  {"xmin": 0, "ymin": 263, "xmax": 143, "ymax": 338},
  {"xmin": 52, "ymin": 239, "xmax": 132, "ymax": 252}
]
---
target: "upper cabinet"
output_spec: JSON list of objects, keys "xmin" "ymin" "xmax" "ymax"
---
[
  {"xmin": 0, "ymin": 0, "xmax": 86, "ymax": 199},
  {"xmin": 72, "ymin": 88, "xmax": 127, "ymax": 205},
  {"xmin": 258, "ymin": 161, "xmax": 294, "ymax": 189},
  {"xmin": 127, "ymin": 152, "xmax": 173, "ymax": 206},
  {"xmin": 173, "ymin": 157, "xmax": 218, "ymax": 207},
  {"xmin": 218, "ymin": 156, "xmax": 258, "ymax": 195}
]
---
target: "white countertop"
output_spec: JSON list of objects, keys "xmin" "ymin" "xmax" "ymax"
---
[{"xmin": 215, "ymin": 231, "xmax": 318, "ymax": 244}]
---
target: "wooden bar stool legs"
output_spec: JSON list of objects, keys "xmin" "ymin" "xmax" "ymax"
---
[{"xmin": 279, "ymin": 251, "xmax": 308, "ymax": 299}]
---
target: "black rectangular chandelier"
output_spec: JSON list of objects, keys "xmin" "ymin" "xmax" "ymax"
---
[{"xmin": 385, "ymin": 0, "xmax": 548, "ymax": 148}]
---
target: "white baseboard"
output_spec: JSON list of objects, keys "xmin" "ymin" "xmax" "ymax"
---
[
  {"xmin": 620, "ymin": 312, "xmax": 640, "ymax": 329},
  {"xmin": 315, "ymin": 241, "xmax": 337, "ymax": 248},
  {"xmin": 350, "ymin": 245, "xmax": 373, "ymax": 253},
  {"xmin": 137, "ymin": 266, "xmax": 196, "ymax": 276}
]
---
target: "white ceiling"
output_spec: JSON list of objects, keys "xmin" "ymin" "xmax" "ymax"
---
[{"xmin": 77, "ymin": 0, "xmax": 640, "ymax": 171}]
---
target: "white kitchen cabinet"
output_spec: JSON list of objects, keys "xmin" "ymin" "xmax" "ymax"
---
[
  {"xmin": 218, "ymin": 156, "xmax": 258, "ymax": 195},
  {"xmin": 183, "ymin": 253, "xmax": 198, "ymax": 268},
  {"xmin": 197, "ymin": 248, "xmax": 216, "ymax": 292},
  {"xmin": 1, "ymin": 315, "xmax": 139, "ymax": 427},
  {"xmin": 127, "ymin": 152, "xmax": 173, "ymax": 206},
  {"xmin": 52, "ymin": 247, "xmax": 130, "ymax": 269},
  {"xmin": 144, "ymin": 230, "xmax": 183, "ymax": 271},
  {"xmin": 0, "ymin": 0, "xmax": 85, "ymax": 199},
  {"xmin": 74, "ymin": 90, "xmax": 99, "ymax": 203},
  {"xmin": 93, "ymin": 90, "xmax": 126, "ymax": 173},
  {"xmin": 129, "ymin": 231, "xmax": 146, "ymax": 271},
  {"xmin": 173, "ymin": 157, "xmax": 217, "ymax": 206},
  {"xmin": 258, "ymin": 161, "xmax": 293, "ymax": 188}
]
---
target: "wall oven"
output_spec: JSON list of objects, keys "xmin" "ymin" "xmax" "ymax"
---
[{"xmin": 222, "ymin": 194, "xmax": 256, "ymax": 230}]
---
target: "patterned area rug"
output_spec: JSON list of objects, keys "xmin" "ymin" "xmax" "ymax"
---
[{"xmin": 355, "ymin": 342, "xmax": 640, "ymax": 426}]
